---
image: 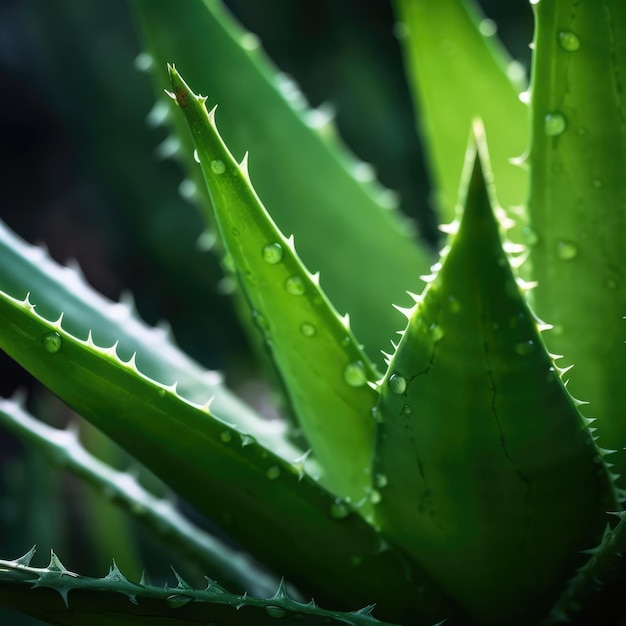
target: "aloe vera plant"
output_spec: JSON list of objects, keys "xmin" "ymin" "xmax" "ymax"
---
[{"xmin": 1, "ymin": 0, "xmax": 625, "ymax": 624}]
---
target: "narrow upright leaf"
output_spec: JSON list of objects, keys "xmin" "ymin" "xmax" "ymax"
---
[
  {"xmin": 167, "ymin": 66, "xmax": 378, "ymax": 507},
  {"xmin": 527, "ymin": 0, "xmax": 626, "ymax": 486},
  {"xmin": 394, "ymin": 0, "xmax": 528, "ymax": 225},
  {"xmin": 373, "ymin": 124, "xmax": 616, "ymax": 625},
  {"xmin": 132, "ymin": 0, "xmax": 433, "ymax": 364}
]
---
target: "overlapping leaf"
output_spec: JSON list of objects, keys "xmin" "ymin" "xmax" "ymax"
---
[{"xmin": 0, "ymin": 287, "xmax": 453, "ymax": 623}]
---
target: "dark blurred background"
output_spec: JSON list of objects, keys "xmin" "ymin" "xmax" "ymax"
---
[{"xmin": 0, "ymin": 1, "xmax": 532, "ymax": 623}]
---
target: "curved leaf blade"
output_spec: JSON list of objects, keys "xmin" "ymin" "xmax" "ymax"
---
[{"xmin": 167, "ymin": 65, "xmax": 378, "ymax": 507}]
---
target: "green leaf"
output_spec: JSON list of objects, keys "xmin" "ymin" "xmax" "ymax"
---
[
  {"xmin": 394, "ymin": 0, "xmax": 528, "ymax": 226},
  {"xmin": 372, "ymin": 124, "xmax": 617, "ymax": 625},
  {"xmin": 131, "ymin": 0, "xmax": 433, "ymax": 366},
  {"xmin": 167, "ymin": 65, "xmax": 378, "ymax": 507},
  {"xmin": 527, "ymin": 0, "xmax": 626, "ymax": 488},
  {"xmin": 0, "ymin": 289, "xmax": 453, "ymax": 623},
  {"xmin": 0, "ymin": 551, "xmax": 402, "ymax": 626}
]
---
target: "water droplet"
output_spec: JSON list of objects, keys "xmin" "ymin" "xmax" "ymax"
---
[
  {"xmin": 167, "ymin": 594, "xmax": 193, "ymax": 608},
  {"xmin": 403, "ymin": 403, "xmax": 412, "ymax": 415},
  {"xmin": 429, "ymin": 324, "xmax": 444, "ymax": 341},
  {"xmin": 210, "ymin": 159, "xmax": 225, "ymax": 174},
  {"xmin": 266, "ymin": 465, "xmax": 281, "ymax": 480},
  {"xmin": 515, "ymin": 340, "xmax": 535, "ymax": 356},
  {"xmin": 193, "ymin": 149, "xmax": 200, "ymax": 163},
  {"xmin": 519, "ymin": 90, "xmax": 531, "ymax": 104},
  {"xmin": 134, "ymin": 52, "xmax": 153, "ymax": 72},
  {"xmin": 558, "ymin": 31, "xmax": 581, "ymax": 52},
  {"xmin": 231, "ymin": 227, "xmax": 240, "ymax": 236},
  {"xmin": 252, "ymin": 310, "xmax": 269, "ymax": 332},
  {"xmin": 265, "ymin": 605, "xmax": 287, "ymax": 618},
  {"xmin": 371, "ymin": 406, "xmax": 383, "ymax": 423},
  {"xmin": 222, "ymin": 254, "xmax": 235, "ymax": 272},
  {"xmin": 544, "ymin": 112, "xmax": 567, "ymax": 136},
  {"xmin": 478, "ymin": 18, "xmax": 497, "ymax": 37},
  {"xmin": 522, "ymin": 226, "xmax": 539, "ymax": 246},
  {"xmin": 220, "ymin": 431, "xmax": 232, "ymax": 443},
  {"xmin": 448, "ymin": 295, "xmax": 461, "ymax": 313},
  {"xmin": 388, "ymin": 373, "xmax": 407, "ymax": 395},
  {"xmin": 300, "ymin": 322, "xmax": 316, "ymax": 337},
  {"xmin": 262, "ymin": 243, "xmax": 284, "ymax": 264},
  {"xmin": 285, "ymin": 275, "xmax": 305, "ymax": 296},
  {"xmin": 42, "ymin": 332, "xmax": 62, "ymax": 354},
  {"xmin": 240, "ymin": 32, "xmax": 260, "ymax": 51},
  {"xmin": 557, "ymin": 240, "xmax": 578, "ymax": 260},
  {"xmin": 344, "ymin": 361, "xmax": 367, "ymax": 387},
  {"xmin": 330, "ymin": 499, "xmax": 350, "ymax": 519},
  {"xmin": 374, "ymin": 473, "xmax": 388, "ymax": 488},
  {"xmin": 370, "ymin": 489, "xmax": 382, "ymax": 504}
]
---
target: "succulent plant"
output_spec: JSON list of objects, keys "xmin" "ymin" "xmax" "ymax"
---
[{"xmin": 0, "ymin": 0, "xmax": 625, "ymax": 624}]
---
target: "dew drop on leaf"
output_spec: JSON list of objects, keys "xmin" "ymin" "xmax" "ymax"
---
[
  {"xmin": 266, "ymin": 465, "xmax": 280, "ymax": 480},
  {"xmin": 42, "ymin": 332, "xmax": 62, "ymax": 354},
  {"xmin": 388, "ymin": 373, "xmax": 407, "ymax": 395},
  {"xmin": 285, "ymin": 275, "xmax": 305, "ymax": 296},
  {"xmin": 374, "ymin": 473, "xmax": 388, "ymax": 488},
  {"xmin": 266, "ymin": 605, "xmax": 287, "ymax": 618},
  {"xmin": 429, "ymin": 324, "xmax": 444, "ymax": 341},
  {"xmin": 211, "ymin": 159, "xmax": 226, "ymax": 174},
  {"xmin": 371, "ymin": 406, "xmax": 382, "ymax": 423},
  {"xmin": 558, "ymin": 31, "xmax": 581, "ymax": 52},
  {"xmin": 262, "ymin": 242, "xmax": 284, "ymax": 264},
  {"xmin": 330, "ymin": 499, "xmax": 350, "ymax": 519},
  {"xmin": 193, "ymin": 149, "xmax": 200, "ymax": 163},
  {"xmin": 344, "ymin": 361, "xmax": 367, "ymax": 387},
  {"xmin": 522, "ymin": 226, "xmax": 539, "ymax": 246},
  {"xmin": 370, "ymin": 489, "xmax": 382, "ymax": 504},
  {"xmin": 515, "ymin": 340, "xmax": 535, "ymax": 356},
  {"xmin": 403, "ymin": 403, "xmax": 412, "ymax": 415},
  {"xmin": 300, "ymin": 322, "xmax": 316, "ymax": 337},
  {"xmin": 544, "ymin": 112, "xmax": 567, "ymax": 136},
  {"xmin": 557, "ymin": 240, "xmax": 578, "ymax": 260}
]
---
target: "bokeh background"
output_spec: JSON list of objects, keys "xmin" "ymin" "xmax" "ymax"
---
[{"xmin": 0, "ymin": 1, "xmax": 532, "ymax": 623}]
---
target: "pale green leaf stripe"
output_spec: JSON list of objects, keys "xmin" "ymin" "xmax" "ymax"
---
[
  {"xmin": 394, "ymin": 0, "xmax": 528, "ymax": 226},
  {"xmin": 131, "ymin": 0, "xmax": 433, "ymax": 366},
  {"xmin": 0, "ymin": 551, "xmax": 401, "ymax": 626},
  {"xmin": 373, "ymin": 126, "xmax": 616, "ymax": 625},
  {"xmin": 527, "ymin": 0, "xmax": 626, "ymax": 486},
  {"xmin": 0, "ymin": 394, "xmax": 277, "ymax": 598},
  {"xmin": 0, "ymin": 288, "xmax": 453, "ymax": 623},
  {"xmin": 167, "ymin": 66, "xmax": 378, "ymax": 508}
]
